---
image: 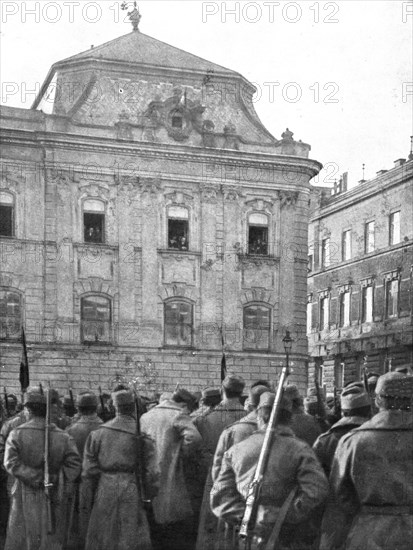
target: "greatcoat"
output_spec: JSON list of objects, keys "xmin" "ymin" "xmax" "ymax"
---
[
  {"xmin": 289, "ymin": 411, "xmax": 323, "ymax": 446},
  {"xmin": 82, "ymin": 414, "xmax": 159, "ymax": 550},
  {"xmin": 3, "ymin": 417, "xmax": 81, "ymax": 550},
  {"xmin": 313, "ymin": 415, "xmax": 368, "ymax": 477},
  {"xmin": 320, "ymin": 409, "xmax": 413, "ymax": 550},
  {"xmin": 211, "ymin": 425, "xmax": 329, "ymax": 550},
  {"xmin": 140, "ymin": 399, "xmax": 202, "ymax": 525},
  {"xmin": 65, "ymin": 414, "xmax": 103, "ymax": 550},
  {"xmin": 194, "ymin": 398, "xmax": 246, "ymax": 550}
]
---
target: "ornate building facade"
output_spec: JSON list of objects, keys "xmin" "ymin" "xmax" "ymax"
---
[
  {"xmin": 307, "ymin": 155, "xmax": 413, "ymax": 390},
  {"xmin": 0, "ymin": 25, "xmax": 321, "ymax": 394}
]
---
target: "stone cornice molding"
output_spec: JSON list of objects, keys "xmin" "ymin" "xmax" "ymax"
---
[{"xmin": 240, "ymin": 288, "xmax": 277, "ymax": 307}]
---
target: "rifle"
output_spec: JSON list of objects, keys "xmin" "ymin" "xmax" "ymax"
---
[
  {"xmin": 98, "ymin": 386, "xmax": 111, "ymax": 422},
  {"xmin": 239, "ymin": 360, "xmax": 291, "ymax": 547},
  {"xmin": 132, "ymin": 389, "xmax": 151, "ymax": 507},
  {"xmin": 69, "ymin": 387, "xmax": 75, "ymax": 415},
  {"xmin": 314, "ymin": 367, "xmax": 329, "ymax": 432},
  {"xmin": 44, "ymin": 388, "xmax": 55, "ymax": 534},
  {"xmin": 3, "ymin": 387, "xmax": 9, "ymax": 416},
  {"xmin": 39, "ymin": 383, "xmax": 44, "ymax": 396}
]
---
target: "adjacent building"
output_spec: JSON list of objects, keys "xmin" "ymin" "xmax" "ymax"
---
[
  {"xmin": 307, "ymin": 154, "xmax": 413, "ymax": 390},
  {"xmin": 0, "ymin": 21, "xmax": 321, "ymax": 395}
]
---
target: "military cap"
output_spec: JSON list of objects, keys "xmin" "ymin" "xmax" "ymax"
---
[
  {"xmin": 340, "ymin": 385, "xmax": 370, "ymax": 410},
  {"xmin": 24, "ymin": 387, "xmax": 46, "ymax": 405},
  {"xmin": 173, "ymin": 388, "xmax": 197, "ymax": 408},
  {"xmin": 112, "ymin": 390, "xmax": 135, "ymax": 407},
  {"xmin": 222, "ymin": 373, "xmax": 245, "ymax": 393},
  {"xmin": 48, "ymin": 389, "xmax": 61, "ymax": 404},
  {"xmin": 159, "ymin": 391, "xmax": 173, "ymax": 402},
  {"xmin": 63, "ymin": 396, "xmax": 74, "ymax": 406},
  {"xmin": 202, "ymin": 387, "xmax": 221, "ymax": 399},
  {"xmin": 7, "ymin": 393, "xmax": 18, "ymax": 403},
  {"xmin": 394, "ymin": 365, "xmax": 411, "ymax": 375},
  {"xmin": 304, "ymin": 387, "xmax": 319, "ymax": 405},
  {"xmin": 76, "ymin": 392, "xmax": 98, "ymax": 408},
  {"xmin": 345, "ymin": 381, "xmax": 365, "ymax": 390},
  {"xmin": 284, "ymin": 385, "xmax": 301, "ymax": 401},
  {"xmin": 257, "ymin": 391, "xmax": 293, "ymax": 412},
  {"xmin": 249, "ymin": 385, "xmax": 271, "ymax": 407},
  {"xmin": 375, "ymin": 372, "xmax": 413, "ymax": 399}
]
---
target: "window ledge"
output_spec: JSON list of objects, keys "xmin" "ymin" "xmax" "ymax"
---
[
  {"xmin": 157, "ymin": 249, "xmax": 201, "ymax": 257},
  {"xmin": 74, "ymin": 242, "xmax": 119, "ymax": 251}
]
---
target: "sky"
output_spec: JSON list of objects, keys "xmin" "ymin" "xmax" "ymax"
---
[{"xmin": 1, "ymin": 0, "xmax": 412, "ymax": 187}]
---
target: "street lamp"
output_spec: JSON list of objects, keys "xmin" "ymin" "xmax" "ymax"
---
[{"xmin": 282, "ymin": 330, "xmax": 293, "ymax": 370}]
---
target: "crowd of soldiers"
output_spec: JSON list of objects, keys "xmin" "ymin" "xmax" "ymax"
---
[{"xmin": 0, "ymin": 364, "xmax": 412, "ymax": 550}]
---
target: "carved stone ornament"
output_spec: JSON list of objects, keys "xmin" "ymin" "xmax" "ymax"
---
[
  {"xmin": 245, "ymin": 198, "xmax": 274, "ymax": 211},
  {"xmin": 202, "ymin": 120, "xmax": 217, "ymax": 148},
  {"xmin": 115, "ymin": 110, "xmax": 133, "ymax": 141},
  {"xmin": 279, "ymin": 191, "xmax": 299, "ymax": 208},
  {"xmin": 223, "ymin": 185, "xmax": 244, "ymax": 201},
  {"xmin": 79, "ymin": 181, "xmax": 110, "ymax": 201},
  {"xmin": 139, "ymin": 177, "xmax": 161, "ymax": 196},
  {"xmin": 164, "ymin": 190, "xmax": 194, "ymax": 205},
  {"xmin": 223, "ymin": 121, "xmax": 239, "ymax": 150},
  {"xmin": 200, "ymin": 184, "xmax": 219, "ymax": 203},
  {"xmin": 142, "ymin": 87, "xmax": 205, "ymax": 142}
]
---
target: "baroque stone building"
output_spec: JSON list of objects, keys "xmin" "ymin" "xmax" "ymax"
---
[
  {"xmin": 307, "ymin": 154, "xmax": 413, "ymax": 391},
  {"xmin": 0, "ymin": 24, "xmax": 321, "ymax": 395}
]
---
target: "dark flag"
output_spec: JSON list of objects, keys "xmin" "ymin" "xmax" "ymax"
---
[
  {"xmin": 220, "ymin": 326, "xmax": 227, "ymax": 382},
  {"xmin": 19, "ymin": 327, "xmax": 29, "ymax": 392}
]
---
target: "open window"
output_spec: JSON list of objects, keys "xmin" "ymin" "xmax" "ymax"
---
[
  {"xmin": 168, "ymin": 206, "xmax": 189, "ymax": 250},
  {"xmin": 81, "ymin": 295, "xmax": 111, "ymax": 344},
  {"xmin": 164, "ymin": 300, "xmax": 193, "ymax": 347},
  {"xmin": 0, "ymin": 290, "xmax": 22, "ymax": 340},
  {"xmin": 248, "ymin": 213, "xmax": 268, "ymax": 255},
  {"xmin": 84, "ymin": 199, "xmax": 105, "ymax": 244},
  {"xmin": 0, "ymin": 191, "xmax": 15, "ymax": 237}
]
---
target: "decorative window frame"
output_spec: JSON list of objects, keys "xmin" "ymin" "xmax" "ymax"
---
[
  {"xmin": 163, "ymin": 296, "xmax": 195, "ymax": 349},
  {"xmin": 318, "ymin": 289, "xmax": 330, "ymax": 331},
  {"xmin": 82, "ymin": 197, "xmax": 107, "ymax": 245},
  {"xmin": 163, "ymin": 191, "xmax": 196, "ymax": 252},
  {"xmin": 0, "ymin": 189, "xmax": 16, "ymax": 238}
]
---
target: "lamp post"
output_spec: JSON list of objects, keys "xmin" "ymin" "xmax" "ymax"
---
[{"xmin": 282, "ymin": 330, "xmax": 293, "ymax": 372}]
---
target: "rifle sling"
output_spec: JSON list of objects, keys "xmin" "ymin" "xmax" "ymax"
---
[{"xmin": 264, "ymin": 488, "xmax": 296, "ymax": 550}]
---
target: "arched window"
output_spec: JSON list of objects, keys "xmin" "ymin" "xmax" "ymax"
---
[
  {"xmin": 248, "ymin": 213, "xmax": 268, "ymax": 255},
  {"xmin": 243, "ymin": 304, "xmax": 271, "ymax": 350},
  {"xmin": 0, "ymin": 191, "xmax": 15, "ymax": 237},
  {"xmin": 168, "ymin": 206, "xmax": 189, "ymax": 250},
  {"xmin": 0, "ymin": 290, "xmax": 22, "ymax": 340},
  {"xmin": 83, "ymin": 199, "xmax": 105, "ymax": 244},
  {"xmin": 81, "ymin": 295, "xmax": 111, "ymax": 344},
  {"xmin": 164, "ymin": 300, "xmax": 193, "ymax": 347}
]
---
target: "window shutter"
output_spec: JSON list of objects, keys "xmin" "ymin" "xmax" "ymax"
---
[
  {"xmin": 351, "ymin": 291, "xmax": 360, "ymax": 325},
  {"xmin": 399, "ymin": 277, "xmax": 411, "ymax": 317},
  {"xmin": 312, "ymin": 301, "xmax": 318, "ymax": 331},
  {"xmin": 330, "ymin": 296, "xmax": 338, "ymax": 329},
  {"xmin": 374, "ymin": 283, "xmax": 385, "ymax": 321}
]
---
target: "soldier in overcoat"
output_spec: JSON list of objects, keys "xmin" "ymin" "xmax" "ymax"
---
[
  {"xmin": 3, "ymin": 387, "xmax": 81, "ymax": 550},
  {"xmin": 195, "ymin": 374, "xmax": 248, "ymax": 550},
  {"xmin": 211, "ymin": 392, "xmax": 329, "ymax": 550},
  {"xmin": 140, "ymin": 387, "xmax": 201, "ymax": 550},
  {"xmin": 82, "ymin": 390, "xmax": 159, "ymax": 550},
  {"xmin": 65, "ymin": 391, "xmax": 103, "ymax": 550},
  {"xmin": 313, "ymin": 384, "xmax": 371, "ymax": 476},
  {"xmin": 320, "ymin": 372, "xmax": 413, "ymax": 550}
]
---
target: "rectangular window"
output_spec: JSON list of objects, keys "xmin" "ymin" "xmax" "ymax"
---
[
  {"xmin": 339, "ymin": 291, "xmax": 351, "ymax": 327},
  {"xmin": 320, "ymin": 296, "xmax": 329, "ymax": 330},
  {"xmin": 164, "ymin": 301, "xmax": 193, "ymax": 346},
  {"xmin": 385, "ymin": 279, "xmax": 399, "ymax": 318},
  {"xmin": 389, "ymin": 211, "xmax": 400, "ymax": 245},
  {"xmin": 0, "ymin": 291, "xmax": 21, "ymax": 340},
  {"xmin": 0, "ymin": 205, "xmax": 14, "ymax": 237},
  {"xmin": 168, "ymin": 206, "xmax": 189, "ymax": 250},
  {"xmin": 243, "ymin": 305, "xmax": 270, "ymax": 350},
  {"xmin": 308, "ymin": 244, "xmax": 314, "ymax": 272},
  {"xmin": 321, "ymin": 238, "xmax": 330, "ymax": 268},
  {"xmin": 365, "ymin": 221, "xmax": 375, "ymax": 253},
  {"xmin": 362, "ymin": 285, "xmax": 373, "ymax": 323},
  {"xmin": 81, "ymin": 296, "xmax": 111, "ymax": 344},
  {"xmin": 84, "ymin": 213, "xmax": 105, "ymax": 244},
  {"xmin": 342, "ymin": 230, "xmax": 351, "ymax": 261}
]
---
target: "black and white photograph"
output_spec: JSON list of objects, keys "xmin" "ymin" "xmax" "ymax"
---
[{"xmin": 0, "ymin": 1, "xmax": 412, "ymax": 549}]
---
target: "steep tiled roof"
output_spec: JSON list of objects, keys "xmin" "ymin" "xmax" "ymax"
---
[{"xmin": 57, "ymin": 30, "xmax": 237, "ymax": 76}]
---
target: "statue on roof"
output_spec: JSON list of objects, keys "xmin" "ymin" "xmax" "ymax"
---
[{"xmin": 121, "ymin": 1, "xmax": 141, "ymax": 31}]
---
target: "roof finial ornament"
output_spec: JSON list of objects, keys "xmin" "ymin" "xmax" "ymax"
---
[
  {"xmin": 121, "ymin": 1, "xmax": 141, "ymax": 32},
  {"xmin": 409, "ymin": 135, "xmax": 413, "ymax": 161},
  {"xmin": 362, "ymin": 163, "xmax": 365, "ymax": 181}
]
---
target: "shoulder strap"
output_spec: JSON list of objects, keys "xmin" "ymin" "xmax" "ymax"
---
[{"xmin": 264, "ymin": 488, "xmax": 296, "ymax": 550}]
